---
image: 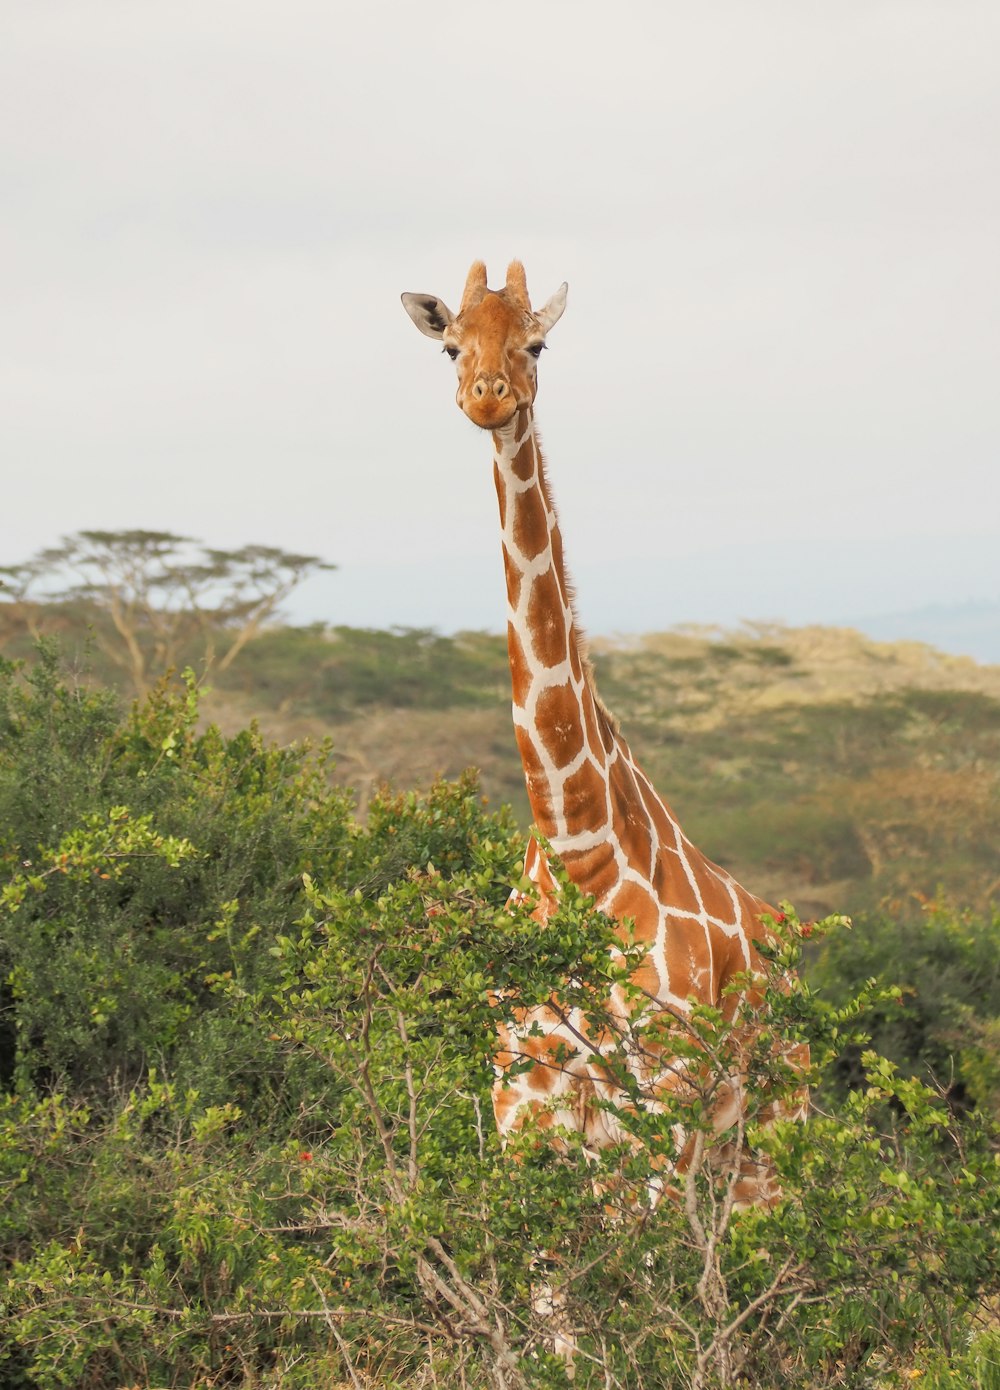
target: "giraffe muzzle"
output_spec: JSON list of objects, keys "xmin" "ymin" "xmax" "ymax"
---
[
  {"xmin": 463, "ymin": 375, "xmax": 518, "ymax": 428},
  {"xmin": 471, "ymin": 375, "xmax": 511, "ymax": 403}
]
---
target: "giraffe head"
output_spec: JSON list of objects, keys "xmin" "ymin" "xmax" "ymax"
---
[{"xmin": 402, "ymin": 261, "xmax": 568, "ymax": 430}]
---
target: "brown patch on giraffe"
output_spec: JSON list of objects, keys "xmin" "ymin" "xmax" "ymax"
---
[
  {"xmin": 500, "ymin": 544, "xmax": 522, "ymax": 611},
  {"xmin": 716, "ymin": 905, "xmax": 768, "ymax": 994},
  {"xmin": 639, "ymin": 776, "xmax": 683, "ymax": 844},
  {"xmin": 561, "ymin": 757, "xmax": 608, "ymax": 836},
  {"xmin": 736, "ymin": 884, "xmax": 774, "ymax": 940},
  {"xmin": 583, "ymin": 698, "xmax": 606, "ymax": 763},
  {"xmin": 561, "ymin": 842, "xmax": 619, "ymax": 904},
  {"xmin": 662, "ymin": 918, "xmax": 704, "ymax": 1000},
  {"xmin": 611, "ymin": 781, "xmax": 654, "ymax": 882},
  {"xmin": 694, "ymin": 860, "xmax": 739, "ymax": 928},
  {"xmin": 535, "ymin": 681, "xmax": 584, "ymax": 766},
  {"xmin": 524, "ymin": 1031, "xmax": 580, "ymax": 1082},
  {"xmin": 507, "ymin": 622, "xmax": 531, "ymax": 710},
  {"xmin": 493, "ymin": 465, "xmax": 507, "ymax": 530},
  {"xmin": 598, "ymin": 709, "xmax": 617, "ymax": 753},
  {"xmin": 514, "ymin": 725, "xmax": 551, "ymax": 804},
  {"xmin": 608, "ymin": 760, "xmax": 652, "ymax": 868},
  {"xmin": 525, "ymin": 837, "xmax": 561, "ymax": 902},
  {"xmin": 491, "ymin": 1082, "xmax": 521, "ymax": 1130},
  {"xmin": 608, "ymin": 880, "xmax": 659, "ymax": 942},
  {"xmin": 568, "ymin": 636, "xmax": 583, "ymax": 683},
  {"xmin": 630, "ymin": 773, "xmax": 703, "ymax": 915},
  {"xmin": 526, "ymin": 566, "xmax": 569, "ymax": 668},
  {"xmin": 703, "ymin": 920, "xmax": 739, "ymax": 999},
  {"xmin": 526, "ymin": 1058, "xmax": 558, "ymax": 1092},
  {"xmin": 629, "ymin": 956, "xmax": 667, "ymax": 1005},
  {"xmin": 512, "ymin": 486, "xmax": 549, "ymax": 562},
  {"xmin": 652, "ymin": 848, "xmax": 703, "ymax": 919},
  {"xmin": 510, "ymin": 434, "xmax": 535, "ymax": 481}
]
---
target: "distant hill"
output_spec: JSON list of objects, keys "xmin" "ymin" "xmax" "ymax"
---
[
  {"xmin": 4, "ymin": 606, "xmax": 998, "ymax": 922},
  {"xmin": 201, "ymin": 620, "xmax": 1000, "ymax": 923},
  {"xmin": 843, "ymin": 600, "xmax": 1000, "ymax": 665}
]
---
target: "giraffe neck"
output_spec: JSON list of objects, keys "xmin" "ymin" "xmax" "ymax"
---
[
  {"xmin": 492, "ymin": 406, "xmax": 626, "ymax": 878},
  {"xmin": 493, "ymin": 405, "xmax": 759, "ymax": 1004}
]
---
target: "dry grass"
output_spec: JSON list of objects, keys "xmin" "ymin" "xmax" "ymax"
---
[{"xmin": 594, "ymin": 623, "xmax": 1000, "ymax": 732}]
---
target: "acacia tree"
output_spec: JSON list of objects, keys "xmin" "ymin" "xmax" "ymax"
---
[
  {"xmin": 0, "ymin": 553, "xmax": 61, "ymax": 648},
  {"xmin": 0, "ymin": 529, "xmax": 334, "ymax": 692}
]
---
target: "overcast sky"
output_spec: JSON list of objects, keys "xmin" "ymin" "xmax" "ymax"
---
[{"xmin": 3, "ymin": 2, "xmax": 998, "ymax": 645}]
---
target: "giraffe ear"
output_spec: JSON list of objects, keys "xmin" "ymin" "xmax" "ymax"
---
[
  {"xmin": 535, "ymin": 282, "xmax": 568, "ymax": 334},
  {"xmin": 400, "ymin": 292, "xmax": 455, "ymax": 340}
]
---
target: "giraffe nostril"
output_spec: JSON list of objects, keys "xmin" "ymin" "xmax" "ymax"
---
[
  {"xmin": 472, "ymin": 379, "xmax": 487, "ymax": 399},
  {"xmin": 494, "ymin": 380, "xmax": 508, "ymax": 399}
]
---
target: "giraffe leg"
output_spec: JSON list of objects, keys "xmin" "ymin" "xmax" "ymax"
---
[
  {"xmin": 531, "ymin": 1259, "xmax": 577, "ymax": 1380},
  {"xmin": 493, "ymin": 1099, "xmax": 582, "ymax": 1376},
  {"xmin": 492, "ymin": 1018, "xmax": 609, "ymax": 1379}
]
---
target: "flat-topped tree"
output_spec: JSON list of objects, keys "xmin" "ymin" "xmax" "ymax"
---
[{"xmin": 0, "ymin": 529, "xmax": 333, "ymax": 692}]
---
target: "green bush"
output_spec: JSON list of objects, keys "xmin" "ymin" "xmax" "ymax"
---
[
  {"xmin": 219, "ymin": 625, "xmax": 511, "ymax": 718},
  {"xmin": 1, "ymin": 652, "xmax": 998, "ymax": 1388},
  {"xmin": 0, "ymin": 650, "xmax": 357, "ymax": 1101},
  {"xmin": 3, "ymin": 886, "xmax": 998, "ymax": 1388},
  {"xmin": 806, "ymin": 899, "xmax": 1000, "ymax": 1115}
]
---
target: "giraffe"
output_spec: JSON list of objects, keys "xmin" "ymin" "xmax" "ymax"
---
[{"xmin": 401, "ymin": 260, "xmax": 803, "ymax": 1206}]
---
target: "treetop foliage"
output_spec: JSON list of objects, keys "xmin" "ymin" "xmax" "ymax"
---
[{"xmin": 1, "ymin": 529, "xmax": 334, "ymax": 693}]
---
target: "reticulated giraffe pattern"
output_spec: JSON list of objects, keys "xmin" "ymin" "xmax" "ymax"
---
[{"xmin": 402, "ymin": 260, "xmax": 801, "ymax": 1199}]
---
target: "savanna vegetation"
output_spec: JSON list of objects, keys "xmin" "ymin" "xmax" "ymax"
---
[
  {"xmin": 5, "ymin": 547, "xmax": 997, "ymax": 922},
  {"xmin": 1, "ymin": 544, "xmax": 999, "ymax": 1386}
]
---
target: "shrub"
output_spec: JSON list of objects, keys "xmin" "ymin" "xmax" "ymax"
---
[
  {"xmin": 806, "ymin": 897, "xmax": 1000, "ymax": 1115},
  {"xmin": 1, "ymin": 654, "xmax": 997, "ymax": 1388},
  {"xmin": 0, "ymin": 650, "xmax": 359, "ymax": 1099}
]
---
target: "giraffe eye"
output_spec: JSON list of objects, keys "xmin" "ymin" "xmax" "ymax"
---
[
  {"xmin": 443, "ymin": 345, "xmax": 460, "ymax": 361},
  {"xmin": 526, "ymin": 342, "xmax": 545, "ymax": 358}
]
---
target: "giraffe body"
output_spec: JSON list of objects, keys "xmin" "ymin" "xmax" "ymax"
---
[{"xmin": 402, "ymin": 262, "xmax": 801, "ymax": 1193}]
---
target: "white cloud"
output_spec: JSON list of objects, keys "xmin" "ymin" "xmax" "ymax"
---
[{"xmin": 2, "ymin": 1, "xmax": 997, "ymax": 635}]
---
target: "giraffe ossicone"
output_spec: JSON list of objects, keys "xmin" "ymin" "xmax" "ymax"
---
[{"xmin": 401, "ymin": 259, "xmax": 804, "ymax": 1193}]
